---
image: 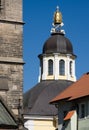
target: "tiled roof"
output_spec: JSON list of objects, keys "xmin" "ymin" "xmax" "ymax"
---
[{"xmin": 50, "ymin": 73, "xmax": 89, "ymax": 103}]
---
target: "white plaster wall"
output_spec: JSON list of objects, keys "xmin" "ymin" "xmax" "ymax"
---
[{"xmin": 40, "ymin": 54, "xmax": 76, "ymax": 81}]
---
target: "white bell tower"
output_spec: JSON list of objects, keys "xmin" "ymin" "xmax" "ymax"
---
[{"xmin": 38, "ymin": 6, "xmax": 76, "ymax": 82}]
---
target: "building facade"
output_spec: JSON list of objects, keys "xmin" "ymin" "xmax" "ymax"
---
[
  {"xmin": 0, "ymin": 0, "xmax": 24, "ymax": 129},
  {"xmin": 50, "ymin": 73, "xmax": 89, "ymax": 130}
]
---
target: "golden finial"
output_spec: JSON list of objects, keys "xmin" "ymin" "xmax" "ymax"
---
[{"xmin": 54, "ymin": 6, "xmax": 62, "ymax": 24}]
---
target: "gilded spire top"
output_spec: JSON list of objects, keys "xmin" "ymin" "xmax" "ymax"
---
[
  {"xmin": 50, "ymin": 6, "xmax": 65, "ymax": 34},
  {"xmin": 54, "ymin": 6, "xmax": 62, "ymax": 24}
]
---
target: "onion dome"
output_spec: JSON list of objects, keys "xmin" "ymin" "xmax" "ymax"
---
[{"xmin": 42, "ymin": 33, "xmax": 74, "ymax": 55}]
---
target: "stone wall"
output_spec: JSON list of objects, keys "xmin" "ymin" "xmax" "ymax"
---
[
  {"xmin": 0, "ymin": 22, "xmax": 23, "ymax": 58},
  {"xmin": 0, "ymin": 0, "xmax": 22, "ymax": 21},
  {"xmin": 0, "ymin": 0, "xmax": 24, "ymax": 117}
]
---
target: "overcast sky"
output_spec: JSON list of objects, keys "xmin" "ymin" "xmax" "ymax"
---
[{"xmin": 23, "ymin": 0, "xmax": 89, "ymax": 92}]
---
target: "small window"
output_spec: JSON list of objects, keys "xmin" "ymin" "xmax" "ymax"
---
[
  {"xmin": 59, "ymin": 60, "xmax": 65, "ymax": 75},
  {"xmin": 79, "ymin": 103, "xmax": 86, "ymax": 118},
  {"xmin": 81, "ymin": 104, "xmax": 85, "ymax": 118},
  {"xmin": 70, "ymin": 61, "xmax": 72, "ymax": 76},
  {"xmin": 41, "ymin": 61, "xmax": 43, "ymax": 75},
  {"xmin": 48, "ymin": 59, "xmax": 53, "ymax": 75}
]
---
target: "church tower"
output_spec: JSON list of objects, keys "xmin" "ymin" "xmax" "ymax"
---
[
  {"xmin": 38, "ymin": 6, "xmax": 76, "ymax": 82},
  {"xmin": 0, "ymin": 0, "xmax": 24, "ymax": 119}
]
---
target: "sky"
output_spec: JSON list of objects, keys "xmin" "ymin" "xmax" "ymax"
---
[{"xmin": 23, "ymin": 0, "xmax": 89, "ymax": 92}]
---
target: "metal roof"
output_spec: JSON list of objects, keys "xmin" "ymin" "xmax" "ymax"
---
[
  {"xmin": 0, "ymin": 96, "xmax": 18, "ymax": 129},
  {"xmin": 23, "ymin": 80, "xmax": 73, "ymax": 116},
  {"xmin": 42, "ymin": 33, "xmax": 74, "ymax": 55}
]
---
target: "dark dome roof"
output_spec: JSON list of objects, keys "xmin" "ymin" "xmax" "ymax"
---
[
  {"xmin": 43, "ymin": 33, "xmax": 74, "ymax": 55},
  {"xmin": 23, "ymin": 80, "xmax": 73, "ymax": 116}
]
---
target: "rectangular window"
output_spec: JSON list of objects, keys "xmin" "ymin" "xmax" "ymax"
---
[
  {"xmin": 81, "ymin": 104, "xmax": 85, "ymax": 118},
  {"xmin": 79, "ymin": 103, "xmax": 86, "ymax": 119}
]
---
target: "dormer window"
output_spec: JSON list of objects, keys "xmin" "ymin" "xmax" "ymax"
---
[
  {"xmin": 59, "ymin": 60, "xmax": 65, "ymax": 75},
  {"xmin": 48, "ymin": 59, "xmax": 53, "ymax": 75}
]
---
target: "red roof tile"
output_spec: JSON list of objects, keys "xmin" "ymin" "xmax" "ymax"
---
[
  {"xmin": 64, "ymin": 110, "xmax": 75, "ymax": 121},
  {"xmin": 50, "ymin": 73, "xmax": 89, "ymax": 103}
]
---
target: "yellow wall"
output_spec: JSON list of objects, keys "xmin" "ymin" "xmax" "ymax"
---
[
  {"xmin": 24, "ymin": 118, "xmax": 57, "ymax": 130},
  {"xmin": 34, "ymin": 120, "xmax": 56, "ymax": 130}
]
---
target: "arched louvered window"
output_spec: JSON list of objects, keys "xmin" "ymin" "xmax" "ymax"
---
[
  {"xmin": 70, "ymin": 61, "xmax": 72, "ymax": 76},
  {"xmin": 0, "ymin": 0, "xmax": 1, "ymax": 9},
  {"xmin": 0, "ymin": 0, "xmax": 3, "ymax": 10},
  {"xmin": 48, "ymin": 59, "xmax": 53, "ymax": 75},
  {"xmin": 59, "ymin": 60, "xmax": 65, "ymax": 75}
]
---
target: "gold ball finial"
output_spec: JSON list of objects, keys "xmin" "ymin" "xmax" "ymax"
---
[{"xmin": 54, "ymin": 6, "xmax": 62, "ymax": 24}]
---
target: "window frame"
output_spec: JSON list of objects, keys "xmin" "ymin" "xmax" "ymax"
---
[
  {"xmin": 59, "ymin": 59, "xmax": 65, "ymax": 75},
  {"xmin": 48, "ymin": 59, "xmax": 53, "ymax": 75},
  {"xmin": 70, "ymin": 61, "xmax": 72, "ymax": 76}
]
